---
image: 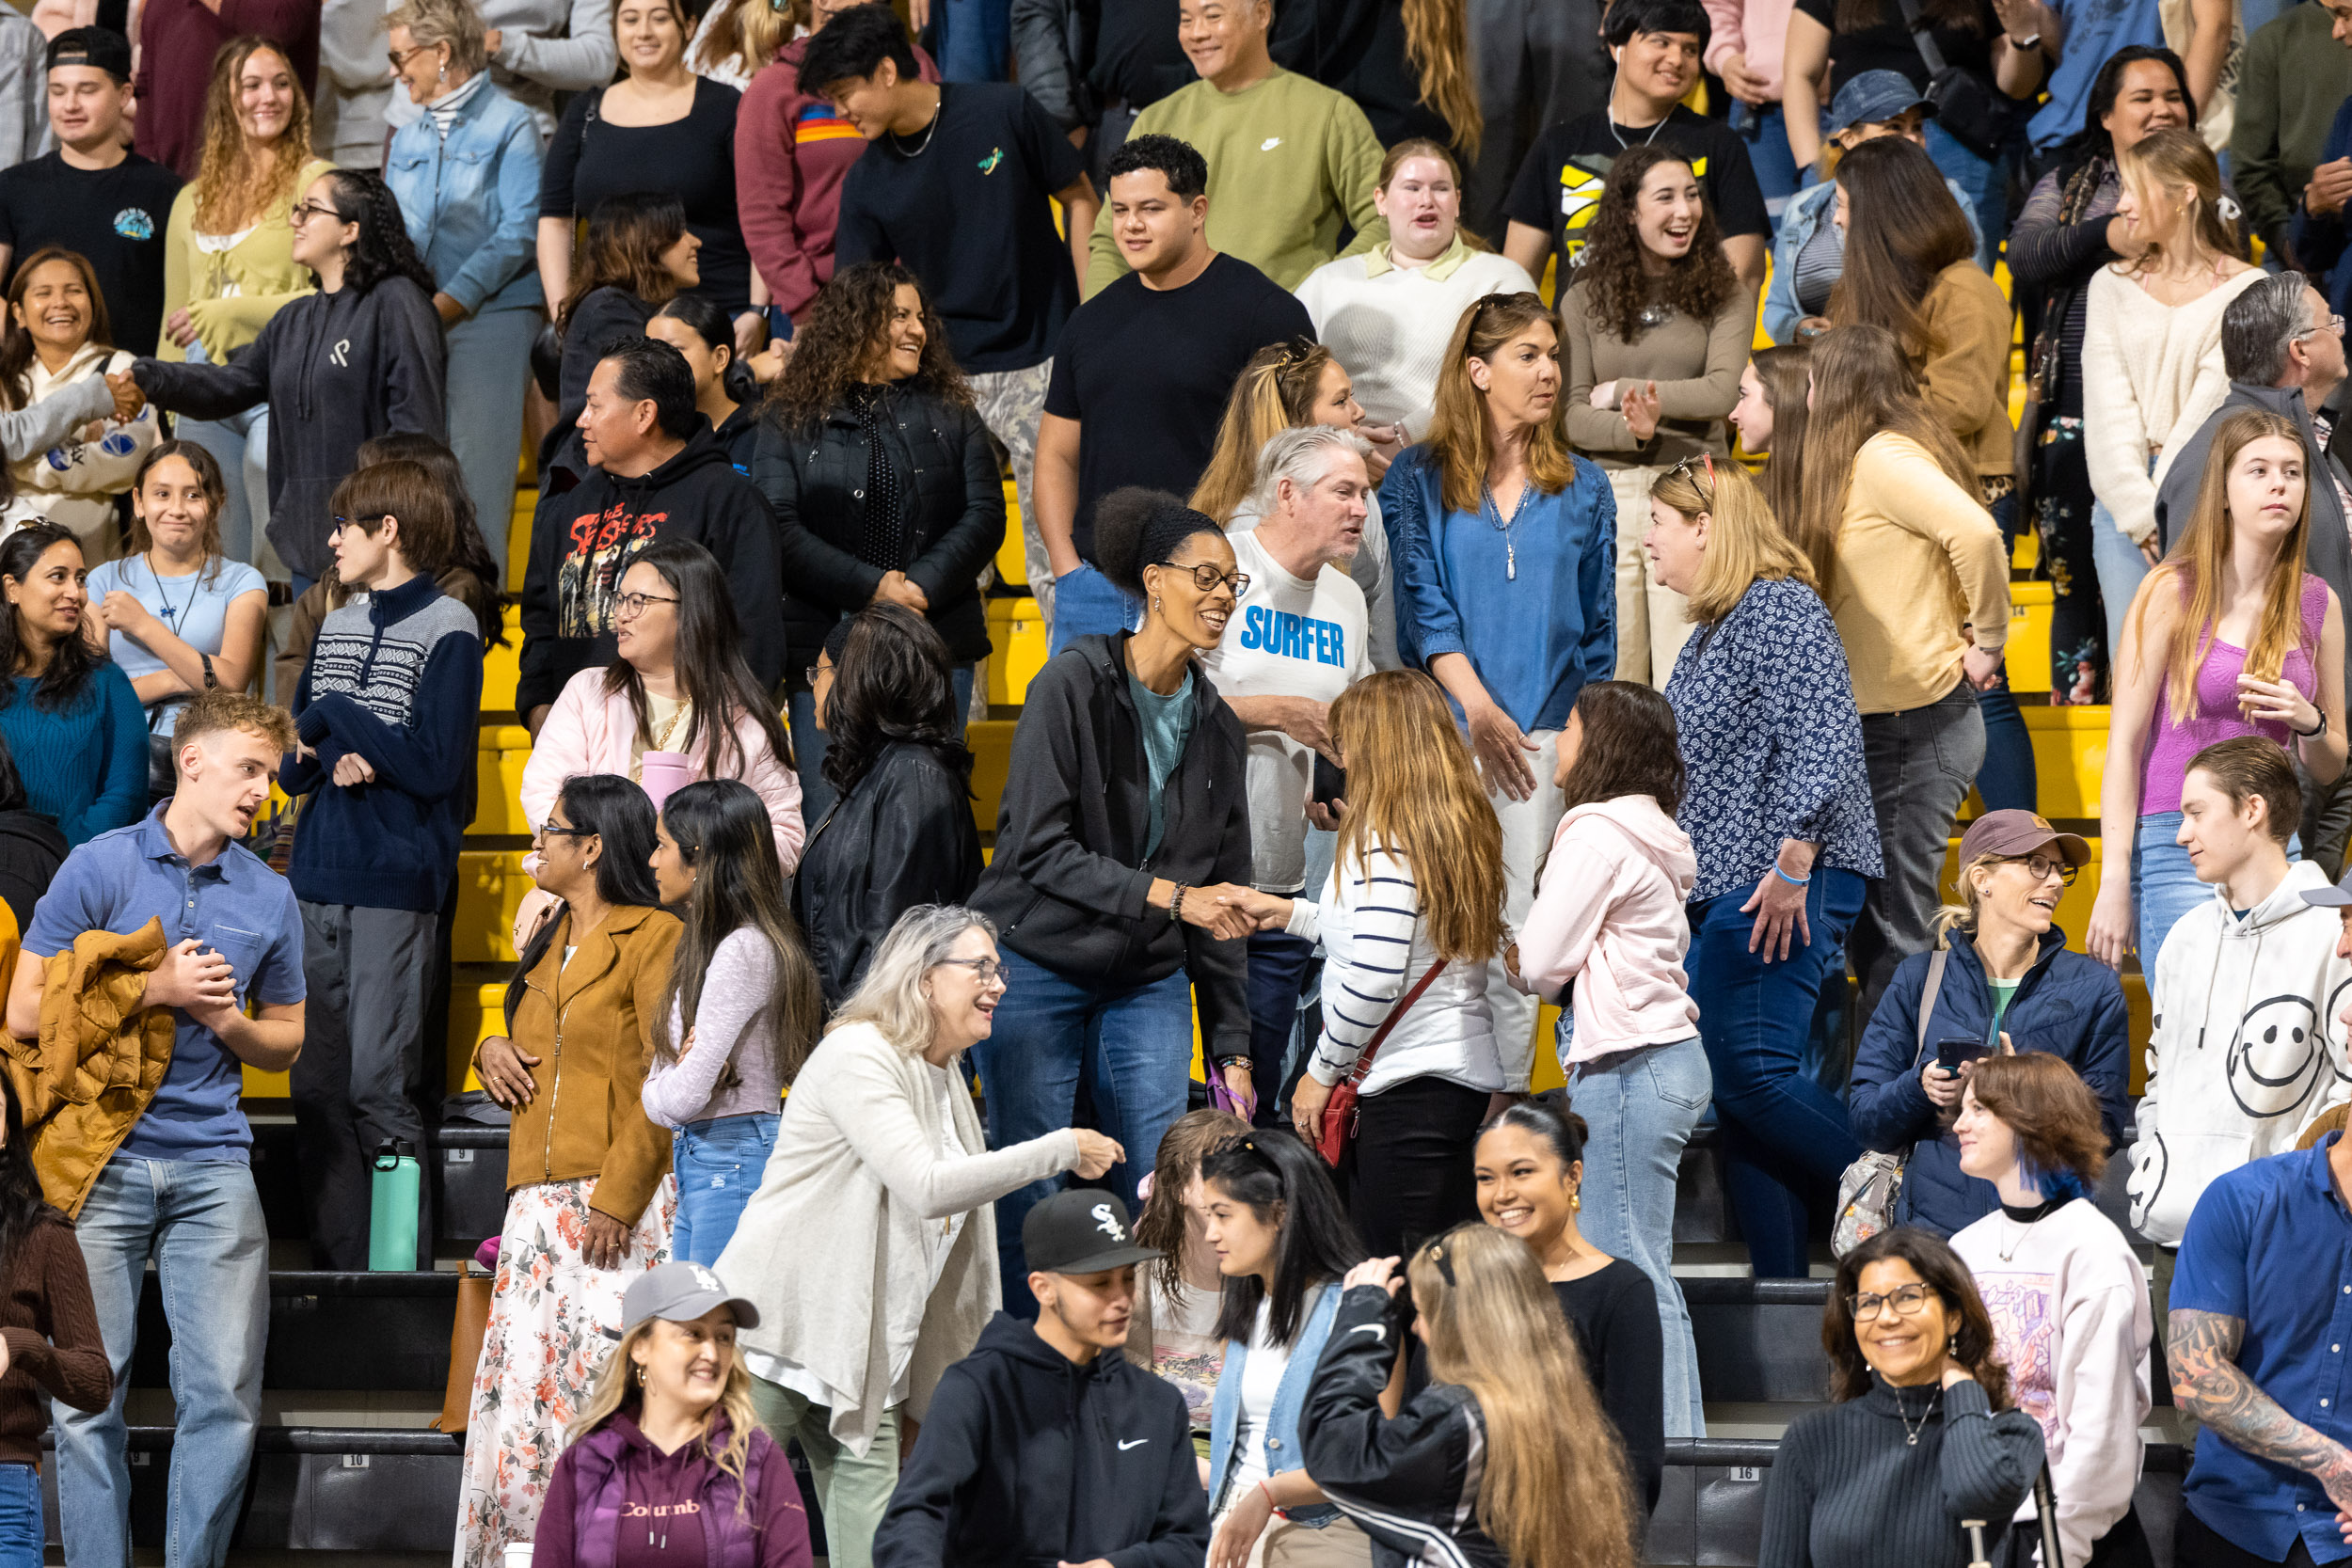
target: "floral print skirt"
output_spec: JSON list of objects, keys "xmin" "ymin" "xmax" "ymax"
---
[{"xmin": 452, "ymin": 1173, "xmax": 677, "ymax": 1568}]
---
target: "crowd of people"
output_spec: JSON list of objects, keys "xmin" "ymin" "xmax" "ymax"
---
[{"xmin": 0, "ymin": 0, "xmax": 2349, "ymax": 1563}]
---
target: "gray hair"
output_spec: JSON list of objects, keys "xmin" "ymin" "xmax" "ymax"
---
[
  {"xmin": 831, "ymin": 904, "xmax": 998, "ymax": 1052},
  {"xmin": 2221, "ymin": 271, "xmax": 2317, "ymax": 387},
  {"xmin": 1245, "ymin": 424, "xmax": 1374, "ymax": 518},
  {"xmin": 389, "ymin": 0, "xmax": 490, "ymax": 75}
]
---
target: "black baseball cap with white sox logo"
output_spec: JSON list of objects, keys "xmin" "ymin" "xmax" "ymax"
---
[{"xmin": 1023, "ymin": 1190, "xmax": 1163, "ymax": 1275}]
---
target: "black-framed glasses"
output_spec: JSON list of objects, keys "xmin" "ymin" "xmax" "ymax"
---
[
  {"xmin": 330, "ymin": 514, "xmax": 385, "ymax": 533},
  {"xmin": 1155, "ymin": 561, "xmax": 1249, "ymax": 596},
  {"xmin": 935, "ymin": 957, "xmax": 1008, "ymax": 985},
  {"xmin": 1667, "ymin": 452, "xmax": 1718, "ymax": 496},
  {"xmin": 2001, "ymin": 852, "xmax": 2078, "ymax": 886},
  {"xmin": 1848, "ymin": 1282, "xmax": 1937, "ymax": 1322},
  {"xmin": 290, "ymin": 199, "xmax": 348, "ymax": 226},
  {"xmin": 612, "ymin": 591, "xmax": 679, "ymax": 620},
  {"xmin": 538, "ymin": 824, "xmax": 598, "ymax": 841}
]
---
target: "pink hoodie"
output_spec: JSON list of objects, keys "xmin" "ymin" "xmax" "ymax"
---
[{"xmin": 1516, "ymin": 795, "xmax": 1702, "ymax": 1066}]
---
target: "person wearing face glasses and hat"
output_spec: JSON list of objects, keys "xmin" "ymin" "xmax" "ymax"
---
[{"xmin": 1847, "ymin": 807, "xmax": 2131, "ymax": 1241}]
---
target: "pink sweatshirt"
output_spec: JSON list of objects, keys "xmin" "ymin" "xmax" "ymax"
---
[
  {"xmin": 1701, "ymin": 0, "xmax": 1792, "ymax": 99},
  {"xmin": 1515, "ymin": 795, "xmax": 1702, "ymax": 1065}
]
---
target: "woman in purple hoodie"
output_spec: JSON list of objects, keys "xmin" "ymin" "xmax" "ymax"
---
[{"xmin": 529, "ymin": 1261, "xmax": 813, "ymax": 1568}]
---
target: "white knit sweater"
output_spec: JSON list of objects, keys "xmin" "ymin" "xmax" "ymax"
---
[
  {"xmin": 2082, "ymin": 263, "xmax": 2264, "ymax": 546},
  {"xmin": 1295, "ymin": 239, "xmax": 1538, "ymax": 436}
]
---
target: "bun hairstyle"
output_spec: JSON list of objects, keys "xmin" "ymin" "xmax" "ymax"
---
[
  {"xmin": 1090, "ymin": 486, "xmax": 1224, "ymax": 598},
  {"xmin": 1479, "ymin": 1089, "xmax": 1590, "ymax": 1168}
]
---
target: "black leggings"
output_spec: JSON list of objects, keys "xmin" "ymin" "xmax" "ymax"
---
[{"xmin": 1344, "ymin": 1074, "xmax": 1492, "ymax": 1257}]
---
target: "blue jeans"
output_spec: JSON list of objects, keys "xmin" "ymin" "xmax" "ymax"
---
[
  {"xmin": 929, "ymin": 0, "xmax": 1008, "ymax": 80},
  {"xmin": 1686, "ymin": 868, "xmax": 1867, "ymax": 1277},
  {"xmin": 2093, "ymin": 469, "xmax": 2157, "ymax": 664},
  {"xmin": 1978, "ymin": 491, "xmax": 2038, "ymax": 814},
  {"xmin": 0, "ymin": 1463, "xmax": 39, "ymax": 1568},
  {"xmin": 789, "ymin": 663, "xmax": 973, "ymax": 828},
  {"xmin": 1924, "ymin": 120, "xmax": 2004, "ymax": 273},
  {"xmin": 1731, "ymin": 101, "xmax": 1803, "ymax": 225},
  {"xmin": 1567, "ymin": 1035, "xmax": 1711, "ymax": 1438},
  {"xmin": 444, "ymin": 306, "xmax": 538, "ymax": 583},
  {"xmin": 1049, "ymin": 563, "xmax": 1139, "ymax": 657},
  {"xmin": 172, "ymin": 339, "xmax": 269, "ymax": 569},
  {"xmin": 1243, "ymin": 930, "xmax": 1316, "ymax": 1126},
  {"xmin": 672, "ymin": 1112, "xmax": 780, "ymax": 1266},
  {"xmin": 972, "ymin": 947, "xmax": 1194, "ymax": 1313},
  {"xmin": 56, "ymin": 1158, "xmax": 267, "ymax": 1568}
]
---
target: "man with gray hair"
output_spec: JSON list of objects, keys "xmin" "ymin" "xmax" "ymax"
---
[{"xmin": 1200, "ymin": 422, "xmax": 1375, "ymax": 1123}]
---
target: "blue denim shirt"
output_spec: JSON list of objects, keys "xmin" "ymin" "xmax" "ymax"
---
[
  {"xmin": 385, "ymin": 78, "xmax": 545, "ymax": 316},
  {"xmin": 1207, "ymin": 1280, "xmax": 1343, "ymax": 1527},
  {"xmin": 1761, "ymin": 177, "xmax": 1988, "ymax": 344}
]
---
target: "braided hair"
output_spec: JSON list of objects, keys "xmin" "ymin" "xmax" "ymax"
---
[{"xmin": 322, "ymin": 169, "xmax": 437, "ymax": 298}]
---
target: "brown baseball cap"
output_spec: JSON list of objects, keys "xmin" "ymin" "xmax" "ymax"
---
[{"xmin": 1957, "ymin": 809, "xmax": 2090, "ymax": 869}]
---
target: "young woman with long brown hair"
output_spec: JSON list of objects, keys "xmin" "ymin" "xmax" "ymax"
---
[
  {"xmin": 0, "ymin": 248, "xmax": 156, "ymax": 552},
  {"xmin": 1301, "ymin": 1225, "xmax": 1639, "ymax": 1568},
  {"xmin": 2088, "ymin": 406, "xmax": 2346, "ymax": 977},
  {"xmin": 1726, "ymin": 342, "xmax": 1809, "ymax": 526},
  {"xmin": 1559, "ymin": 144, "xmax": 1751, "ymax": 688},
  {"xmin": 1224, "ymin": 668, "xmax": 1509, "ymax": 1257},
  {"xmin": 1125, "ymin": 1108, "xmax": 1251, "ymax": 1444},
  {"xmin": 545, "ymin": 191, "xmax": 701, "ymax": 482}
]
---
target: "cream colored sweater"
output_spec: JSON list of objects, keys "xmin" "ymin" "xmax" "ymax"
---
[{"xmin": 1294, "ymin": 237, "xmax": 1536, "ymax": 436}]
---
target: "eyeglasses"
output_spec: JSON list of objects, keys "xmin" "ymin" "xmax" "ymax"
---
[
  {"xmin": 538, "ymin": 824, "xmax": 597, "ymax": 842},
  {"xmin": 290, "ymin": 199, "xmax": 347, "ymax": 227},
  {"xmin": 1667, "ymin": 452, "xmax": 1718, "ymax": 496},
  {"xmin": 386, "ymin": 43, "xmax": 433, "ymax": 70},
  {"xmin": 612, "ymin": 591, "xmax": 679, "ymax": 620},
  {"xmin": 2297, "ymin": 313, "xmax": 2349, "ymax": 341},
  {"xmin": 1154, "ymin": 562, "xmax": 1250, "ymax": 596},
  {"xmin": 2001, "ymin": 852, "xmax": 2078, "ymax": 886},
  {"xmin": 1847, "ymin": 1282, "xmax": 1937, "ymax": 1322},
  {"xmin": 330, "ymin": 514, "xmax": 385, "ymax": 534},
  {"xmin": 935, "ymin": 957, "xmax": 1008, "ymax": 984},
  {"xmin": 804, "ymin": 660, "xmax": 834, "ymax": 686}
]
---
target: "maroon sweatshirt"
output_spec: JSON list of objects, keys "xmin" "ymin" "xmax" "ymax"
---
[
  {"xmin": 734, "ymin": 36, "xmax": 935, "ymax": 324},
  {"xmin": 532, "ymin": 1412, "xmax": 813, "ymax": 1568},
  {"xmin": 2, "ymin": 1213, "xmax": 111, "ymax": 1467},
  {"xmin": 135, "ymin": 0, "xmax": 321, "ymax": 179}
]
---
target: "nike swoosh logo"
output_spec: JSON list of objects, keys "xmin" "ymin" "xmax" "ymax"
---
[
  {"xmin": 1118, "ymin": 1438, "xmax": 1150, "ymax": 1450},
  {"xmin": 1346, "ymin": 1323, "xmax": 1387, "ymax": 1343}
]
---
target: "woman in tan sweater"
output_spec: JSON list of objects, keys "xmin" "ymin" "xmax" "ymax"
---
[{"xmin": 1559, "ymin": 144, "xmax": 1756, "ymax": 689}]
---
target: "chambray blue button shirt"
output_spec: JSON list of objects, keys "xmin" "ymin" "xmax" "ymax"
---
[
  {"xmin": 24, "ymin": 803, "xmax": 304, "ymax": 1163},
  {"xmin": 2171, "ymin": 1132, "xmax": 2352, "ymax": 1562}
]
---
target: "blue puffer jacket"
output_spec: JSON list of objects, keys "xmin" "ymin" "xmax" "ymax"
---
[{"xmin": 1847, "ymin": 928, "xmax": 2131, "ymax": 1237}]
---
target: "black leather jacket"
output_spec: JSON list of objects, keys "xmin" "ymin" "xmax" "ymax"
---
[{"xmin": 752, "ymin": 385, "xmax": 1006, "ymax": 672}]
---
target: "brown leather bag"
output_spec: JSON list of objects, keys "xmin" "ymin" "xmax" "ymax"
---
[{"xmin": 433, "ymin": 1274, "xmax": 496, "ymax": 1433}]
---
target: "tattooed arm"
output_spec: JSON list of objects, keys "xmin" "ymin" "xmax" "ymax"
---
[{"xmin": 2169, "ymin": 1307, "xmax": 2352, "ymax": 1527}]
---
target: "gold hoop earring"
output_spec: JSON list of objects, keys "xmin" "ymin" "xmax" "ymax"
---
[{"xmin": 634, "ymin": 1363, "xmax": 645, "ymax": 1386}]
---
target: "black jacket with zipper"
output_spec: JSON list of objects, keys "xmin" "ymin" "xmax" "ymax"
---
[
  {"xmin": 970, "ymin": 633, "xmax": 1253, "ymax": 1062},
  {"xmin": 872, "ymin": 1310, "xmax": 1210, "ymax": 1568},
  {"xmin": 516, "ymin": 420, "xmax": 786, "ymax": 717},
  {"xmin": 793, "ymin": 739, "xmax": 983, "ymax": 1007},
  {"xmin": 752, "ymin": 385, "xmax": 1006, "ymax": 672}
]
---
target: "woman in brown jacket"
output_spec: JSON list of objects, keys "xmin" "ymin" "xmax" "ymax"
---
[
  {"xmin": 453, "ymin": 772, "xmax": 684, "ymax": 1568},
  {"xmin": 1827, "ymin": 134, "xmax": 2034, "ymax": 815}
]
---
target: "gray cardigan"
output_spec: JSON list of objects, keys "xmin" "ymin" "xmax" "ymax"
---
[{"xmin": 714, "ymin": 1021, "xmax": 1079, "ymax": 1456}]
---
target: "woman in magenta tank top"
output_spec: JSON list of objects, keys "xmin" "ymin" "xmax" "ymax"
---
[{"xmin": 2090, "ymin": 408, "xmax": 2348, "ymax": 977}]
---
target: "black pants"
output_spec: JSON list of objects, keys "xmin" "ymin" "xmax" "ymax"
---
[
  {"xmin": 1995, "ymin": 1506, "xmax": 2153, "ymax": 1568},
  {"xmin": 2176, "ymin": 1508, "xmax": 2319, "ymax": 1568},
  {"xmin": 1345, "ymin": 1074, "xmax": 1491, "ymax": 1257}
]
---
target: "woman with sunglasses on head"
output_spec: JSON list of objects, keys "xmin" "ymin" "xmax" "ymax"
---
[
  {"xmin": 1949, "ymin": 1053, "xmax": 2153, "ymax": 1568},
  {"xmin": 1760, "ymin": 1227, "xmax": 2045, "ymax": 1568},
  {"xmin": 1848, "ymin": 810, "xmax": 2131, "ymax": 1241},
  {"xmin": 969, "ymin": 486, "xmax": 1257, "ymax": 1311}
]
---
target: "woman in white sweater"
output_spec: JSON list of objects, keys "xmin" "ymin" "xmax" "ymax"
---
[
  {"xmin": 715, "ymin": 905, "xmax": 1122, "ymax": 1568},
  {"xmin": 1227, "ymin": 668, "xmax": 1508, "ymax": 1259},
  {"xmin": 2082, "ymin": 127, "xmax": 2262, "ymax": 648},
  {"xmin": 1293, "ymin": 139, "xmax": 1536, "ymax": 443},
  {"xmin": 1949, "ymin": 1052, "xmax": 2153, "ymax": 1568}
]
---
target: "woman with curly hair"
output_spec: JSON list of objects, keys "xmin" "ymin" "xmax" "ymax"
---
[
  {"xmin": 1558, "ymin": 144, "xmax": 1752, "ymax": 689},
  {"xmin": 132, "ymin": 169, "xmax": 447, "ymax": 597},
  {"xmin": 152, "ymin": 36, "xmax": 334, "ymax": 565},
  {"xmin": 753, "ymin": 261, "xmax": 1005, "ymax": 820}
]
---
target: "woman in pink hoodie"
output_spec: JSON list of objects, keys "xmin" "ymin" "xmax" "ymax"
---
[{"xmin": 1511, "ymin": 678, "xmax": 1709, "ymax": 1439}]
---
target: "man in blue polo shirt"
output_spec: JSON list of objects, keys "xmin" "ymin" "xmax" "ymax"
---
[{"xmin": 6, "ymin": 689, "xmax": 306, "ymax": 1568}]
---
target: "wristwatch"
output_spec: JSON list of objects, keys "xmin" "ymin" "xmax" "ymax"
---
[
  {"xmin": 2299, "ymin": 709, "xmax": 2330, "ymax": 740},
  {"xmin": 2008, "ymin": 29, "xmax": 2042, "ymax": 48}
]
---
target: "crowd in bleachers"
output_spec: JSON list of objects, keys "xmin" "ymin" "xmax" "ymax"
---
[{"xmin": 7, "ymin": 0, "xmax": 2352, "ymax": 1562}]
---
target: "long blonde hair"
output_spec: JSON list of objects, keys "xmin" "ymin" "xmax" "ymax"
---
[
  {"xmin": 2114, "ymin": 128, "xmax": 2242, "ymax": 279},
  {"xmin": 1793, "ymin": 325, "xmax": 1977, "ymax": 596},
  {"xmin": 1423, "ymin": 293, "xmax": 1576, "ymax": 515},
  {"xmin": 1329, "ymin": 671, "xmax": 1504, "ymax": 962},
  {"xmin": 192, "ymin": 38, "xmax": 315, "ymax": 235},
  {"xmin": 692, "ymin": 0, "xmax": 793, "ymax": 76},
  {"xmin": 2135, "ymin": 407, "xmax": 2315, "ymax": 726},
  {"xmin": 1399, "ymin": 0, "xmax": 1481, "ymax": 157},
  {"xmin": 1188, "ymin": 340, "xmax": 1335, "ymax": 523},
  {"xmin": 1412, "ymin": 1227, "xmax": 1638, "ymax": 1568},
  {"xmin": 1649, "ymin": 458, "xmax": 1816, "ymax": 625},
  {"xmin": 569, "ymin": 1317, "xmax": 762, "ymax": 1508}
]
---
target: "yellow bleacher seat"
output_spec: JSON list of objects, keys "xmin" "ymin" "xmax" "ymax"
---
[
  {"xmin": 474, "ymin": 724, "xmax": 533, "ymax": 835},
  {"xmin": 453, "ymin": 849, "xmax": 533, "ymax": 964},
  {"xmin": 483, "ymin": 605, "xmax": 522, "ymax": 714},
  {"xmin": 2005, "ymin": 581, "xmax": 2052, "ymax": 695},
  {"xmin": 968, "ymin": 718, "xmax": 1014, "ymax": 832},
  {"xmin": 510, "ymin": 485, "xmax": 535, "ymax": 591},
  {"xmin": 995, "ymin": 478, "xmax": 1025, "ymax": 589},
  {"xmin": 984, "ymin": 599, "xmax": 1049, "ymax": 708}
]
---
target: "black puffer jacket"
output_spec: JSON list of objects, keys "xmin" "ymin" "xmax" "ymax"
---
[
  {"xmin": 752, "ymin": 385, "xmax": 1006, "ymax": 672},
  {"xmin": 792, "ymin": 739, "xmax": 982, "ymax": 1006}
]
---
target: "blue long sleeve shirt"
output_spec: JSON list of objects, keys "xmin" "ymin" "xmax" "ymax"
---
[
  {"xmin": 2295, "ymin": 96, "xmax": 2352, "ymax": 320},
  {"xmin": 0, "ymin": 663, "xmax": 148, "ymax": 846}
]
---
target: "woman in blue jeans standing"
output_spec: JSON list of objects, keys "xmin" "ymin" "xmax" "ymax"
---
[
  {"xmin": 641, "ymin": 778, "xmax": 824, "ymax": 1265},
  {"xmin": 1650, "ymin": 458, "xmax": 1883, "ymax": 1277},
  {"xmin": 967, "ymin": 488, "xmax": 1258, "ymax": 1308}
]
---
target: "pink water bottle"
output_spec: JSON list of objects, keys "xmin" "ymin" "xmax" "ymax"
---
[{"xmin": 640, "ymin": 751, "xmax": 694, "ymax": 813}]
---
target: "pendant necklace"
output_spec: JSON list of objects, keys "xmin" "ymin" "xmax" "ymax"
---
[
  {"xmin": 1482, "ymin": 481, "xmax": 1533, "ymax": 580},
  {"xmin": 1899, "ymin": 1388, "xmax": 1941, "ymax": 1447}
]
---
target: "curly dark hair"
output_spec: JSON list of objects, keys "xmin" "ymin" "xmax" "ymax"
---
[
  {"xmin": 320, "ymin": 169, "xmax": 437, "ymax": 299},
  {"xmin": 764, "ymin": 261, "xmax": 971, "ymax": 431},
  {"xmin": 1572, "ymin": 144, "xmax": 1735, "ymax": 343}
]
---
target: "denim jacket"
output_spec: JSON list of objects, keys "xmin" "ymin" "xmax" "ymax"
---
[
  {"xmin": 1207, "ymin": 1280, "xmax": 1343, "ymax": 1528},
  {"xmin": 385, "ymin": 80, "xmax": 545, "ymax": 316},
  {"xmin": 1761, "ymin": 176, "xmax": 1985, "ymax": 344}
]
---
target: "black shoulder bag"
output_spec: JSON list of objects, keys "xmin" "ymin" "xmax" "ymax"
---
[{"xmin": 1892, "ymin": 0, "xmax": 2021, "ymax": 159}]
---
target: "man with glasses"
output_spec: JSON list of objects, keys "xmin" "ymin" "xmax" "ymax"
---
[
  {"xmin": 515, "ymin": 336, "xmax": 784, "ymax": 736},
  {"xmin": 1847, "ymin": 808, "xmax": 2132, "ymax": 1239}
]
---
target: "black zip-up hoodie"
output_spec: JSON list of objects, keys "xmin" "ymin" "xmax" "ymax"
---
[
  {"xmin": 872, "ymin": 1311, "xmax": 1210, "ymax": 1568},
  {"xmin": 515, "ymin": 420, "xmax": 787, "ymax": 717},
  {"xmin": 969, "ymin": 633, "xmax": 1253, "ymax": 1063}
]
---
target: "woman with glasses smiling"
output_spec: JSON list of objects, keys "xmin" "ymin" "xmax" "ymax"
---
[
  {"xmin": 1848, "ymin": 809, "xmax": 2132, "ymax": 1240},
  {"xmin": 1759, "ymin": 1227, "xmax": 2044, "ymax": 1568}
]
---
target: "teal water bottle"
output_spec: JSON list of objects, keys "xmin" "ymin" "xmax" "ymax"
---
[{"xmin": 369, "ymin": 1139, "xmax": 421, "ymax": 1271}]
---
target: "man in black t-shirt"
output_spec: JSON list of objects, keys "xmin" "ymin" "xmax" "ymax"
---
[
  {"xmin": 1501, "ymin": 0, "xmax": 1769, "ymax": 293},
  {"xmin": 1034, "ymin": 133, "xmax": 1311, "ymax": 653},
  {"xmin": 0, "ymin": 28, "xmax": 179, "ymax": 356},
  {"xmin": 813, "ymin": 3, "xmax": 1100, "ymax": 609}
]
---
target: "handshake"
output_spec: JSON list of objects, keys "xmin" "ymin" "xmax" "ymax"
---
[
  {"xmin": 104, "ymin": 372, "xmax": 144, "ymax": 424},
  {"xmin": 1176, "ymin": 885, "xmax": 1296, "ymax": 942}
]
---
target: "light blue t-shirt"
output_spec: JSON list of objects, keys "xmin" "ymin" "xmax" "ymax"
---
[
  {"xmin": 2027, "ymin": 0, "xmax": 2168, "ymax": 150},
  {"xmin": 86, "ymin": 554, "xmax": 268, "ymax": 726},
  {"xmin": 1127, "ymin": 666, "xmax": 1194, "ymax": 858}
]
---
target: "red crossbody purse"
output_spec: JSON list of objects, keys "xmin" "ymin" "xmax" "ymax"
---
[{"xmin": 1317, "ymin": 960, "xmax": 1447, "ymax": 1166}]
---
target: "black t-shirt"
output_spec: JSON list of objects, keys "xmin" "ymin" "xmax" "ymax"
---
[
  {"xmin": 834, "ymin": 82, "xmax": 1086, "ymax": 374},
  {"xmin": 1792, "ymin": 0, "xmax": 1996, "ymax": 98},
  {"xmin": 1043, "ymin": 251, "xmax": 1313, "ymax": 561},
  {"xmin": 541, "ymin": 77, "xmax": 752, "ymax": 316},
  {"xmin": 0, "ymin": 152, "xmax": 182, "ymax": 357},
  {"xmin": 1090, "ymin": 0, "xmax": 1192, "ymax": 112},
  {"xmin": 1502, "ymin": 107, "xmax": 1770, "ymax": 277}
]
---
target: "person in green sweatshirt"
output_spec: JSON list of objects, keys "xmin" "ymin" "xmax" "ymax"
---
[{"xmin": 2233, "ymin": 0, "xmax": 2352, "ymax": 265}]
